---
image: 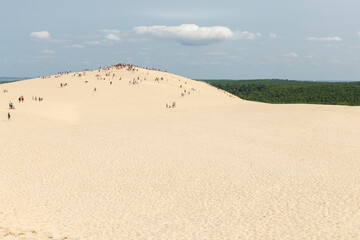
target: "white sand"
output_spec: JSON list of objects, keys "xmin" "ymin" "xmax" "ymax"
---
[{"xmin": 1, "ymin": 66, "xmax": 360, "ymax": 239}]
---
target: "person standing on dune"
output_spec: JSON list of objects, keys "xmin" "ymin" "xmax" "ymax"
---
[{"xmin": 8, "ymin": 112, "xmax": 10, "ymax": 121}]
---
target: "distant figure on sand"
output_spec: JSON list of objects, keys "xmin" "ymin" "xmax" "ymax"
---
[
  {"xmin": 8, "ymin": 112, "xmax": 10, "ymax": 121},
  {"xmin": 9, "ymin": 102, "xmax": 14, "ymax": 109},
  {"xmin": 94, "ymin": 87, "xmax": 97, "ymax": 92},
  {"xmin": 18, "ymin": 95, "xmax": 24, "ymax": 102}
]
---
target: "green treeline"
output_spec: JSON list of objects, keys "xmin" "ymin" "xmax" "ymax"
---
[{"xmin": 203, "ymin": 79, "xmax": 360, "ymax": 106}]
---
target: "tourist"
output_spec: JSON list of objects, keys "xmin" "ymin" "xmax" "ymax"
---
[{"xmin": 9, "ymin": 102, "xmax": 14, "ymax": 109}]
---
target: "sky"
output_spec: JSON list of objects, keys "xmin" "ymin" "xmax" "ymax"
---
[{"xmin": 1, "ymin": 0, "xmax": 360, "ymax": 80}]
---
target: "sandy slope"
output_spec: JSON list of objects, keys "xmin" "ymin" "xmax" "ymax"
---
[{"xmin": 1, "ymin": 66, "xmax": 360, "ymax": 239}]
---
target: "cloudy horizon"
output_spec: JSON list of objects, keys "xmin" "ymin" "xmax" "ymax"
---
[{"xmin": 1, "ymin": 0, "xmax": 360, "ymax": 81}]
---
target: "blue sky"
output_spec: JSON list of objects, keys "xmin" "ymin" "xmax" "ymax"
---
[{"xmin": 1, "ymin": 0, "xmax": 360, "ymax": 80}]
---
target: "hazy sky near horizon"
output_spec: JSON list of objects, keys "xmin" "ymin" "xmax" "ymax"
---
[{"xmin": 1, "ymin": 0, "xmax": 360, "ymax": 80}]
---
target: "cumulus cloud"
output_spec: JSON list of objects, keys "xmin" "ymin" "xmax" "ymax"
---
[
  {"xmin": 30, "ymin": 31, "xmax": 51, "ymax": 39},
  {"xmin": 307, "ymin": 36, "xmax": 342, "ymax": 42},
  {"xmin": 41, "ymin": 50, "xmax": 55, "ymax": 54},
  {"xmin": 134, "ymin": 24, "xmax": 255, "ymax": 46},
  {"xmin": 105, "ymin": 34, "xmax": 121, "ymax": 42},
  {"xmin": 283, "ymin": 52, "xmax": 299, "ymax": 58}
]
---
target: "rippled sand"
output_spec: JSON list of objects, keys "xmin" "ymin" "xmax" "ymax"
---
[{"xmin": 1, "ymin": 67, "xmax": 359, "ymax": 239}]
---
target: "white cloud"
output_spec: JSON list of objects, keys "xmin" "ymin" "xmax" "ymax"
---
[
  {"xmin": 64, "ymin": 44, "xmax": 84, "ymax": 49},
  {"xmin": 307, "ymin": 36, "xmax": 342, "ymax": 42},
  {"xmin": 105, "ymin": 34, "xmax": 121, "ymax": 42},
  {"xmin": 41, "ymin": 50, "xmax": 55, "ymax": 54},
  {"xmin": 283, "ymin": 53, "xmax": 299, "ymax": 58},
  {"xmin": 269, "ymin": 33, "xmax": 277, "ymax": 39},
  {"xmin": 30, "ymin": 31, "xmax": 51, "ymax": 39},
  {"xmin": 134, "ymin": 24, "xmax": 240, "ymax": 45}
]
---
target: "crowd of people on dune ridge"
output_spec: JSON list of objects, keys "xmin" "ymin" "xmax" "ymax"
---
[
  {"xmin": 34, "ymin": 63, "xmax": 166, "ymax": 80},
  {"xmin": 112, "ymin": 63, "xmax": 167, "ymax": 73},
  {"xmin": 2, "ymin": 63, "xmax": 200, "ymax": 121}
]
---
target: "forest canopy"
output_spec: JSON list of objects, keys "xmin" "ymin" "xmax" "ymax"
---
[{"xmin": 203, "ymin": 79, "xmax": 360, "ymax": 106}]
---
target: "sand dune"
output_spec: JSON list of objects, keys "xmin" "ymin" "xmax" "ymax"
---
[{"xmin": 1, "ymin": 66, "xmax": 360, "ymax": 239}]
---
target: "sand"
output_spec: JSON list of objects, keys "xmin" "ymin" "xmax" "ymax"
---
[{"xmin": 1, "ymin": 66, "xmax": 360, "ymax": 239}]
